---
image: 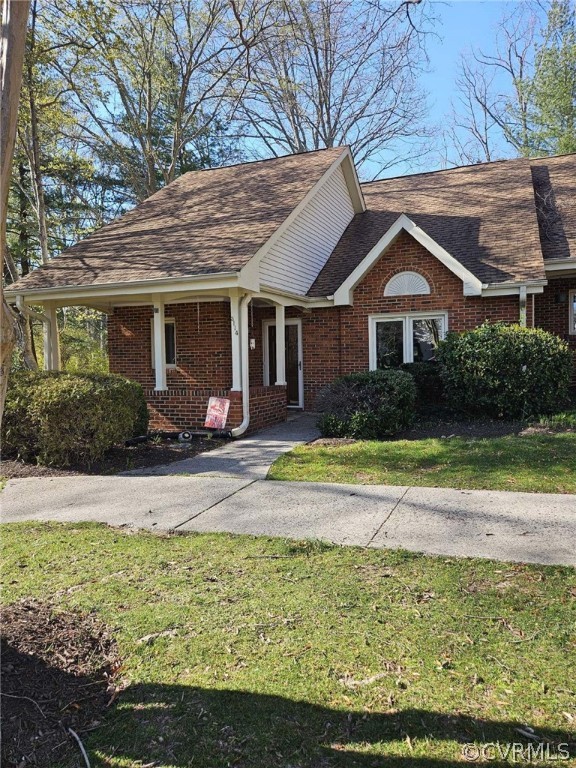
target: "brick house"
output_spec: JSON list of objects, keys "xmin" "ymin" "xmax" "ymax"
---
[{"xmin": 7, "ymin": 147, "xmax": 576, "ymax": 434}]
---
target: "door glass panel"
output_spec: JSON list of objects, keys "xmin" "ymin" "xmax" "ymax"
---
[
  {"xmin": 412, "ymin": 318, "xmax": 442, "ymax": 362},
  {"xmin": 375, "ymin": 320, "xmax": 404, "ymax": 368},
  {"xmin": 285, "ymin": 325, "xmax": 299, "ymax": 405},
  {"xmin": 165, "ymin": 323, "xmax": 176, "ymax": 365},
  {"xmin": 267, "ymin": 325, "xmax": 277, "ymax": 384}
]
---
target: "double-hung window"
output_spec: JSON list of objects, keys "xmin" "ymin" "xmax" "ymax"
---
[
  {"xmin": 369, "ymin": 312, "xmax": 447, "ymax": 369},
  {"xmin": 570, "ymin": 290, "xmax": 576, "ymax": 334}
]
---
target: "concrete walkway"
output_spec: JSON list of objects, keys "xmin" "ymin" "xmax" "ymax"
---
[
  {"xmin": 2, "ymin": 414, "xmax": 575, "ymax": 566},
  {"xmin": 122, "ymin": 413, "xmax": 320, "ymax": 479}
]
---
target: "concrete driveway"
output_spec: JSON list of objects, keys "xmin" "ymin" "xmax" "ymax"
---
[{"xmin": 3, "ymin": 474, "xmax": 575, "ymax": 566}]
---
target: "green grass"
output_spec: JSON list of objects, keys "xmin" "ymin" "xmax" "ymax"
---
[
  {"xmin": 269, "ymin": 433, "xmax": 576, "ymax": 493},
  {"xmin": 537, "ymin": 409, "xmax": 576, "ymax": 430},
  {"xmin": 2, "ymin": 522, "xmax": 575, "ymax": 767}
]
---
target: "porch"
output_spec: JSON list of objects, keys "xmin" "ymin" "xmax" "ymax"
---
[{"xmin": 35, "ymin": 287, "xmax": 312, "ymax": 435}]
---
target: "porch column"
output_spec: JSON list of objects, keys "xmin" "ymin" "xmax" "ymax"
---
[
  {"xmin": 275, "ymin": 303, "xmax": 286, "ymax": 385},
  {"xmin": 43, "ymin": 302, "xmax": 60, "ymax": 370},
  {"xmin": 230, "ymin": 290, "xmax": 242, "ymax": 391},
  {"xmin": 153, "ymin": 298, "xmax": 167, "ymax": 390}
]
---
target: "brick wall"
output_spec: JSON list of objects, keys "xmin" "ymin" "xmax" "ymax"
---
[
  {"xmin": 535, "ymin": 276, "xmax": 576, "ymax": 378},
  {"xmin": 299, "ymin": 231, "xmax": 528, "ymax": 407},
  {"xmin": 108, "ymin": 301, "xmax": 287, "ymax": 431},
  {"xmin": 107, "ymin": 234, "xmax": 575, "ymax": 426}
]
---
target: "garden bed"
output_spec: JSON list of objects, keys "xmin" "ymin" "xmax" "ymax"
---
[
  {"xmin": 1, "ymin": 435, "xmax": 227, "ymax": 479},
  {"xmin": 1, "ymin": 600, "xmax": 121, "ymax": 767}
]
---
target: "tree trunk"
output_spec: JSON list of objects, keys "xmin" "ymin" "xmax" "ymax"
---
[
  {"xmin": 1, "ymin": 0, "xmax": 31, "ymax": 423},
  {"xmin": 27, "ymin": 0, "xmax": 50, "ymax": 265}
]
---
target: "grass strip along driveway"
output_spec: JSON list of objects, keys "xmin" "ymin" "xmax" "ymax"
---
[
  {"xmin": 269, "ymin": 432, "xmax": 576, "ymax": 494},
  {"xmin": 2, "ymin": 522, "xmax": 575, "ymax": 767}
]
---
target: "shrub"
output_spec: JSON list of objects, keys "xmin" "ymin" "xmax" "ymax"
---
[
  {"xmin": 401, "ymin": 361, "xmax": 444, "ymax": 405},
  {"xmin": 2, "ymin": 371, "xmax": 148, "ymax": 466},
  {"xmin": 436, "ymin": 322, "xmax": 573, "ymax": 419},
  {"xmin": 316, "ymin": 369, "xmax": 416, "ymax": 439}
]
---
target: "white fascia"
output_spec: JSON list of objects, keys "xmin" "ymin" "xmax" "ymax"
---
[
  {"xmin": 333, "ymin": 214, "xmax": 483, "ymax": 305},
  {"xmin": 482, "ymin": 281, "xmax": 547, "ymax": 297},
  {"xmin": 544, "ymin": 258, "xmax": 576, "ymax": 275},
  {"xmin": 256, "ymin": 286, "xmax": 333, "ymax": 308},
  {"xmin": 6, "ymin": 271, "xmax": 243, "ymax": 306}
]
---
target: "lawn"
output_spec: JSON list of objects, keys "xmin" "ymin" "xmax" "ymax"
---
[
  {"xmin": 2, "ymin": 522, "xmax": 575, "ymax": 767},
  {"xmin": 269, "ymin": 432, "xmax": 576, "ymax": 494}
]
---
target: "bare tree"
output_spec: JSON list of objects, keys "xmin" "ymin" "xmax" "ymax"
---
[
  {"xmin": 1, "ymin": 0, "xmax": 30, "ymax": 421},
  {"xmin": 444, "ymin": 1, "xmax": 563, "ymax": 165},
  {"xmin": 231, "ymin": 0, "xmax": 434, "ymax": 176},
  {"xmin": 49, "ymin": 0, "xmax": 272, "ymax": 203}
]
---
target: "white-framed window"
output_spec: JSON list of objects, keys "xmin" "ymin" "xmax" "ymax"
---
[
  {"xmin": 369, "ymin": 312, "xmax": 448, "ymax": 368},
  {"xmin": 570, "ymin": 290, "xmax": 576, "ymax": 334},
  {"xmin": 150, "ymin": 318, "xmax": 177, "ymax": 368}
]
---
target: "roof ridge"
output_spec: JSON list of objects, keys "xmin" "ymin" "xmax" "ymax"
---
[
  {"xmin": 361, "ymin": 151, "xmax": 576, "ymax": 186},
  {"xmin": 179, "ymin": 146, "xmax": 348, "ymax": 178}
]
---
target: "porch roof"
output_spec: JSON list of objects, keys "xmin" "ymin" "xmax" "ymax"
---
[{"xmin": 8, "ymin": 147, "xmax": 346, "ymax": 294}]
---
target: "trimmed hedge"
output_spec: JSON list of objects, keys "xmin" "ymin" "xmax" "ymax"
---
[
  {"xmin": 436, "ymin": 322, "xmax": 572, "ymax": 419},
  {"xmin": 401, "ymin": 361, "xmax": 444, "ymax": 405},
  {"xmin": 2, "ymin": 371, "xmax": 148, "ymax": 466},
  {"xmin": 316, "ymin": 369, "xmax": 416, "ymax": 439}
]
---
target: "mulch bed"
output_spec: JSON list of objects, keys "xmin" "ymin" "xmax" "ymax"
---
[
  {"xmin": 1, "ymin": 600, "xmax": 121, "ymax": 767},
  {"xmin": 1, "ymin": 435, "xmax": 226, "ymax": 479}
]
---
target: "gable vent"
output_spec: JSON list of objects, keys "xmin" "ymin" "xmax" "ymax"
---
[{"xmin": 384, "ymin": 271, "xmax": 430, "ymax": 297}]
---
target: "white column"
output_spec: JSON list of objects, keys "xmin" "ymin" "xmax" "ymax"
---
[
  {"xmin": 42, "ymin": 302, "xmax": 60, "ymax": 370},
  {"xmin": 230, "ymin": 290, "xmax": 242, "ymax": 391},
  {"xmin": 275, "ymin": 303, "xmax": 286, "ymax": 385},
  {"xmin": 153, "ymin": 299, "xmax": 167, "ymax": 390},
  {"xmin": 47, "ymin": 304, "xmax": 60, "ymax": 369}
]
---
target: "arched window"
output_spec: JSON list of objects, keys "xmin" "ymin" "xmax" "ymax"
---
[{"xmin": 384, "ymin": 271, "xmax": 430, "ymax": 297}]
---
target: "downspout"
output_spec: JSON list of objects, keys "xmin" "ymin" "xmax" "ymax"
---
[
  {"xmin": 231, "ymin": 293, "xmax": 251, "ymax": 438},
  {"xmin": 519, "ymin": 285, "xmax": 527, "ymax": 327}
]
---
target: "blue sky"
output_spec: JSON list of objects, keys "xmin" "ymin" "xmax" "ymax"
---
[{"xmin": 423, "ymin": 0, "xmax": 516, "ymax": 128}]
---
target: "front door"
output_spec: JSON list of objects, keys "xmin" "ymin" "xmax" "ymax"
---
[{"xmin": 264, "ymin": 319, "xmax": 303, "ymax": 407}]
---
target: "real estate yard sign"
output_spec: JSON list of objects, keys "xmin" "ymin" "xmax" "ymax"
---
[{"xmin": 204, "ymin": 397, "xmax": 230, "ymax": 429}]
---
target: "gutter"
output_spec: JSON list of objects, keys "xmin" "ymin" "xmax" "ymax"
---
[{"xmin": 231, "ymin": 293, "xmax": 251, "ymax": 438}]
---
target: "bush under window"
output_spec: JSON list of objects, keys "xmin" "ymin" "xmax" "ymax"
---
[
  {"xmin": 316, "ymin": 369, "xmax": 416, "ymax": 439},
  {"xmin": 436, "ymin": 322, "xmax": 573, "ymax": 419},
  {"xmin": 401, "ymin": 361, "xmax": 444, "ymax": 405},
  {"xmin": 2, "ymin": 371, "xmax": 148, "ymax": 466}
]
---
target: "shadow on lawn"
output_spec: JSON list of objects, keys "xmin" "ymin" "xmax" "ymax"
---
[{"xmin": 94, "ymin": 683, "xmax": 575, "ymax": 767}]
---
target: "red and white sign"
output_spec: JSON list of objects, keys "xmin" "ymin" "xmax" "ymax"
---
[{"xmin": 204, "ymin": 397, "xmax": 230, "ymax": 430}]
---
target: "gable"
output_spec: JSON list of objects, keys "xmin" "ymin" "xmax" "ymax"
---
[
  {"xmin": 332, "ymin": 214, "xmax": 483, "ymax": 305},
  {"xmin": 258, "ymin": 165, "xmax": 355, "ymax": 295}
]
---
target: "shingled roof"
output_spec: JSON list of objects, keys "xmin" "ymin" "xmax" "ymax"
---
[
  {"xmin": 308, "ymin": 155, "xmax": 574, "ymax": 297},
  {"xmin": 531, "ymin": 154, "xmax": 576, "ymax": 261},
  {"xmin": 8, "ymin": 148, "xmax": 575, "ymax": 298},
  {"xmin": 9, "ymin": 147, "xmax": 346, "ymax": 292}
]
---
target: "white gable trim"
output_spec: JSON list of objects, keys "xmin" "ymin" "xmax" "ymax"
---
[
  {"xmin": 333, "ymin": 213, "xmax": 484, "ymax": 305},
  {"xmin": 240, "ymin": 147, "xmax": 365, "ymax": 289}
]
